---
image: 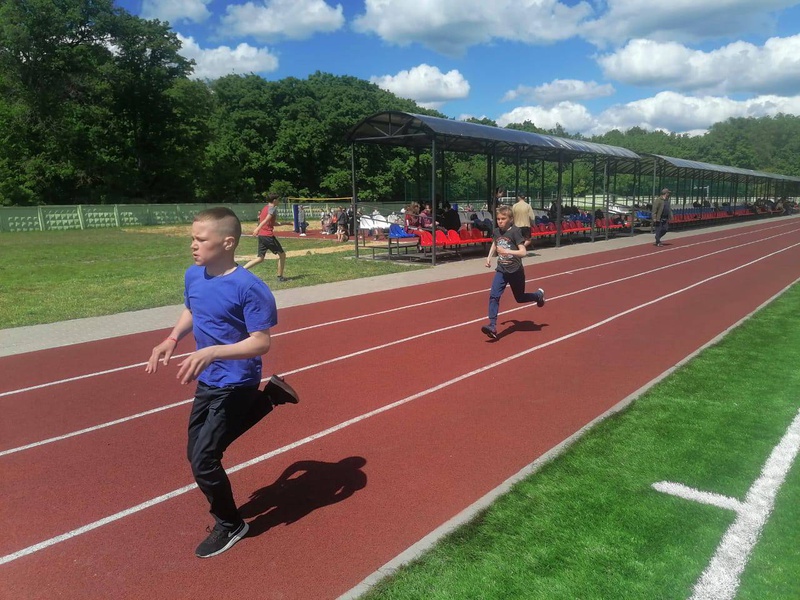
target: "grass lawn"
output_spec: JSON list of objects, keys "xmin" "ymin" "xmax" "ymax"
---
[
  {"xmin": 0, "ymin": 225, "xmax": 427, "ymax": 328},
  {"xmin": 363, "ymin": 283, "xmax": 800, "ymax": 600}
]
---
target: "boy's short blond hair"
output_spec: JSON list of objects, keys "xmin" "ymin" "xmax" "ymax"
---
[
  {"xmin": 495, "ymin": 205, "xmax": 512, "ymax": 218},
  {"xmin": 194, "ymin": 207, "xmax": 242, "ymax": 247}
]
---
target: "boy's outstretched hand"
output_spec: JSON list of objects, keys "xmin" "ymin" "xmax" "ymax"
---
[
  {"xmin": 176, "ymin": 347, "xmax": 217, "ymax": 385},
  {"xmin": 145, "ymin": 338, "xmax": 178, "ymax": 374}
]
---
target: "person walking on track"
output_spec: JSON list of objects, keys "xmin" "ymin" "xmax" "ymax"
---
[{"xmin": 652, "ymin": 188, "xmax": 673, "ymax": 247}]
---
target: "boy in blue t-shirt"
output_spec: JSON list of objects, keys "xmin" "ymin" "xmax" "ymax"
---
[
  {"xmin": 146, "ymin": 207, "xmax": 293, "ymax": 558},
  {"xmin": 481, "ymin": 205, "xmax": 546, "ymax": 340}
]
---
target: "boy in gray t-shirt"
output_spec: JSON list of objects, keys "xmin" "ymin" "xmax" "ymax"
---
[{"xmin": 481, "ymin": 206, "xmax": 546, "ymax": 340}]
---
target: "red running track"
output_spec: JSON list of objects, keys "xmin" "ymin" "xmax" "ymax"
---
[{"xmin": 1, "ymin": 220, "xmax": 800, "ymax": 599}]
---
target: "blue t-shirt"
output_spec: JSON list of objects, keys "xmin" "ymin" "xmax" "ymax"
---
[{"xmin": 184, "ymin": 265, "xmax": 277, "ymax": 387}]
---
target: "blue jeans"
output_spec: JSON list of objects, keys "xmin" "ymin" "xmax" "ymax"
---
[
  {"xmin": 487, "ymin": 268, "xmax": 540, "ymax": 329},
  {"xmin": 655, "ymin": 218, "xmax": 669, "ymax": 244}
]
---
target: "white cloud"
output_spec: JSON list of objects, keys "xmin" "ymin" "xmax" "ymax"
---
[
  {"xmin": 142, "ymin": 0, "xmax": 212, "ymax": 24},
  {"xmin": 594, "ymin": 92, "xmax": 800, "ymax": 135},
  {"xmin": 496, "ymin": 102, "xmax": 596, "ymax": 132},
  {"xmin": 370, "ymin": 64, "xmax": 470, "ymax": 109},
  {"xmin": 178, "ymin": 34, "xmax": 279, "ymax": 79},
  {"xmin": 583, "ymin": 0, "xmax": 798, "ymax": 46},
  {"xmin": 496, "ymin": 92, "xmax": 800, "ymax": 136},
  {"xmin": 598, "ymin": 35, "xmax": 800, "ymax": 95},
  {"xmin": 503, "ymin": 79, "xmax": 615, "ymax": 105},
  {"xmin": 221, "ymin": 0, "xmax": 344, "ymax": 42},
  {"xmin": 353, "ymin": 0, "xmax": 593, "ymax": 56}
]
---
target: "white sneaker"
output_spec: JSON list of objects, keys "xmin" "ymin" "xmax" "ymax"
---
[{"xmin": 299, "ymin": 233, "xmax": 307, "ymax": 236}]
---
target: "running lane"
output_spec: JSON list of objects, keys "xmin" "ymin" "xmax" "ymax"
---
[{"xmin": 1, "ymin": 221, "xmax": 799, "ymax": 599}]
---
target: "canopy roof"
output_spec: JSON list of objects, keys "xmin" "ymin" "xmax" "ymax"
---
[
  {"xmin": 346, "ymin": 111, "xmax": 640, "ymax": 162},
  {"xmin": 633, "ymin": 154, "xmax": 800, "ymax": 184}
]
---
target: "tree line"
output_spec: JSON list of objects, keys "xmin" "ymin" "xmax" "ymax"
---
[{"xmin": 3, "ymin": 0, "xmax": 800, "ymax": 207}]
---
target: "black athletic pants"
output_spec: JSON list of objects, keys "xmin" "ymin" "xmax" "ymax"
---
[{"xmin": 187, "ymin": 382, "xmax": 272, "ymax": 531}]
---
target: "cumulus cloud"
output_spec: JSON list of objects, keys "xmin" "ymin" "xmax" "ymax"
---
[
  {"xmin": 142, "ymin": 0, "xmax": 212, "ymax": 24},
  {"xmin": 496, "ymin": 92, "xmax": 800, "ymax": 136},
  {"xmin": 221, "ymin": 0, "xmax": 344, "ymax": 41},
  {"xmin": 178, "ymin": 34, "xmax": 279, "ymax": 79},
  {"xmin": 598, "ymin": 35, "xmax": 800, "ymax": 96},
  {"xmin": 370, "ymin": 64, "xmax": 470, "ymax": 109},
  {"xmin": 496, "ymin": 102, "xmax": 596, "ymax": 132},
  {"xmin": 353, "ymin": 0, "xmax": 592, "ymax": 56},
  {"xmin": 593, "ymin": 91, "xmax": 800, "ymax": 135},
  {"xmin": 583, "ymin": 0, "xmax": 797, "ymax": 46},
  {"xmin": 503, "ymin": 79, "xmax": 615, "ymax": 105}
]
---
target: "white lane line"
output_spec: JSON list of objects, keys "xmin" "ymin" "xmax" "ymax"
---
[
  {"xmin": 2, "ymin": 222, "xmax": 796, "ymax": 400},
  {"xmin": 2, "ymin": 235, "xmax": 799, "ymax": 458},
  {"xmin": 653, "ymin": 408, "xmax": 800, "ymax": 600},
  {"xmin": 0, "ymin": 398, "xmax": 194, "ymax": 458},
  {"xmin": 1, "ymin": 242, "xmax": 797, "ymax": 566}
]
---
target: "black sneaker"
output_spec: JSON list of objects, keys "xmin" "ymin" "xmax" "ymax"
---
[
  {"xmin": 277, "ymin": 275, "xmax": 287, "ymax": 282},
  {"xmin": 536, "ymin": 288, "xmax": 545, "ymax": 307},
  {"xmin": 481, "ymin": 325, "xmax": 498, "ymax": 340},
  {"xmin": 264, "ymin": 374, "xmax": 300, "ymax": 406},
  {"xmin": 195, "ymin": 521, "xmax": 249, "ymax": 559}
]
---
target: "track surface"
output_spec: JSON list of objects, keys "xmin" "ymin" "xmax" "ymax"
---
[{"xmin": 1, "ymin": 220, "xmax": 799, "ymax": 599}]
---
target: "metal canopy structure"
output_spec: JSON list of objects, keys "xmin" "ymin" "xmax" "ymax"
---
[
  {"xmin": 346, "ymin": 111, "xmax": 799, "ymax": 263},
  {"xmin": 346, "ymin": 111, "xmax": 643, "ymax": 262},
  {"xmin": 346, "ymin": 111, "xmax": 641, "ymax": 163},
  {"xmin": 621, "ymin": 153, "xmax": 800, "ymax": 185}
]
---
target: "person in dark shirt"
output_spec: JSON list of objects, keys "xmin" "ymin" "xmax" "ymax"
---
[{"xmin": 480, "ymin": 205, "xmax": 545, "ymax": 340}]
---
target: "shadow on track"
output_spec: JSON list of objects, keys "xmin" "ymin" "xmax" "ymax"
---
[
  {"xmin": 240, "ymin": 456, "xmax": 367, "ymax": 536},
  {"xmin": 486, "ymin": 320, "xmax": 548, "ymax": 342}
]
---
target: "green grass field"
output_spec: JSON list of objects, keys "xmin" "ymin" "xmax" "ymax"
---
[
  {"xmin": 363, "ymin": 283, "xmax": 800, "ymax": 600},
  {"xmin": 0, "ymin": 226, "xmax": 426, "ymax": 328}
]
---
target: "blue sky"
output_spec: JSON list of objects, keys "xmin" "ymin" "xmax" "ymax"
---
[{"xmin": 115, "ymin": 0, "xmax": 800, "ymax": 136}]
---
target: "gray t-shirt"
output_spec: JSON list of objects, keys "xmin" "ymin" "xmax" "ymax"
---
[{"xmin": 493, "ymin": 225, "xmax": 524, "ymax": 273}]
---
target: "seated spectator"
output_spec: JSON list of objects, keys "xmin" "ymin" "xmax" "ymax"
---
[
  {"xmin": 404, "ymin": 202, "xmax": 420, "ymax": 231},
  {"xmin": 440, "ymin": 201, "xmax": 461, "ymax": 231},
  {"xmin": 418, "ymin": 205, "xmax": 433, "ymax": 229},
  {"xmin": 470, "ymin": 213, "xmax": 493, "ymax": 234},
  {"xmin": 418, "ymin": 203, "xmax": 447, "ymax": 232}
]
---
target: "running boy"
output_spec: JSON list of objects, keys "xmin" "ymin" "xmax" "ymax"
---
[
  {"xmin": 244, "ymin": 192, "xmax": 287, "ymax": 282},
  {"xmin": 146, "ymin": 207, "xmax": 292, "ymax": 558},
  {"xmin": 481, "ymin": 205, "xmax": 545, "ymax": 340}
]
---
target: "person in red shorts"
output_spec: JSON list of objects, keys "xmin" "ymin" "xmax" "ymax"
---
[{"xmin": 244, "ymin": 192, "xmax": 287, "ymax": 282}]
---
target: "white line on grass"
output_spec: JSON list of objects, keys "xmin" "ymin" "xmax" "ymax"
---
[
  {"xmin": 651, "ymin": 482, "xmax": 745, "ymax": 512},
  {"xmin": 1, "ymin": 222, "xmax": 796, "ymax": 400},
  {"xmin": 1, "ymin": 242, "xmax": 797, "ymax": 566},
  {"xmin": 2, "ymin": 235, "xmax": 799, "ymax": 458},
  {"xmin": 653, "ymin": 408, "xmax": 800, "ymax": 600}
]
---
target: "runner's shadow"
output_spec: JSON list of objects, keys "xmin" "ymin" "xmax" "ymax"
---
[
  {"xmin": 240, "ymin": 456, "xmax": 367, "ymax": 536},
  {"xmin": 493, "ymin": 320, "xmax": 548, "ymax": 341}
]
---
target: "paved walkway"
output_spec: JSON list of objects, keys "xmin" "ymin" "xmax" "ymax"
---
[{"xmin": 1, "ymin": 219, "xmax": 790, "ymax": 357}]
